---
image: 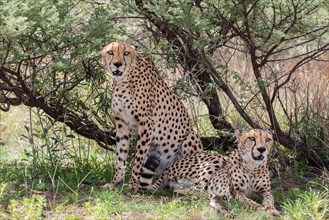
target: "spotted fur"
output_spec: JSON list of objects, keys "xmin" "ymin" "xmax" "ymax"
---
[
  {"xmin": 101, "ymin": 42, "xmax": 203, "ymax": 190},
  {"xmin": 147, "ymin": 129, "xmax": 279, "ymax": 215}
]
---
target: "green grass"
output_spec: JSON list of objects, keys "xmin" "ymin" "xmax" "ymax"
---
[
  {"xmin": 1, "ymin": 107, "xmax": 329, "ymax": 219},
  {"xmin": 283, "ymin": 189, "xmax": 328, "ymax": 220},
  {"xmin": 0, "ymin": 157, "xmax": 328, "ymax": 219}
]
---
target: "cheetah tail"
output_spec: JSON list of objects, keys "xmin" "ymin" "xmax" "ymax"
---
[{"xmin": 139, "ymin": 153, "xmax": 161, "ymax": 190}]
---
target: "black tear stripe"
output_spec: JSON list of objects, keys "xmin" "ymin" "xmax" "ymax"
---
[
  {"xmin": 251, "ymin": 139, "xmax": 260, "ymax": 160},
  {"xmin": 123, "ymin": 45, "xmax": 129, "ymax": 73},
  {"xmin": 251, "ymin": 139, "xmax": 257, "ymax": 153},
  {"xmin": 123, "ymin": 53, "xmax": 127, "ymax": 73},
  {"xmin": 109, "ymin": 55, "xmax": 114, "ymax": 72}
]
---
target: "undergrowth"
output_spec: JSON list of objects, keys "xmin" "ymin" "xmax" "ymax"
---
[
  {"xmin": 0, "ymin": 155, "xmax": 328, "ymax": 219},
  {"xmin": 0, "ymin": 107, "xmax": 328, "ymax": 219}
]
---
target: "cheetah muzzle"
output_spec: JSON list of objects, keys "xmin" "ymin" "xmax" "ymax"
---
[
  {"xmin": 112, "ymin": 69, "xmax": 123, "ymax": 76},
  {"xmin": 252, "ymin": 147, "xmax": 267, "ymax": 161},
  {"xmin": 252, "ymin": 154, "xmax": 264, "ymax": 161}
]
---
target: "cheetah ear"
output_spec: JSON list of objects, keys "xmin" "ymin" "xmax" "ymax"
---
[
  {"xmin": 266, "ymin": 129, "xmax": 273, "ymax": 136},
  {"xmin": 234, "ymin": 129, "xmax": 242, "ymax": 140},
  {"xmin": 100, "ymin": 43, "xmax": 107, "ymax": 50},
  {"xmin": 131, "ymin": 45, "xmax": 138, "ymax": 50}
]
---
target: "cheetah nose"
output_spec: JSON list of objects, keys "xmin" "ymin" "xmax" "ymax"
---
[
  {"xmin": 257, "ymin": 147, "xmax": 266, "ymax": 153},
  {"xmin": 113, "ymin": 61, "xmax": 122, "ymax": 68}
]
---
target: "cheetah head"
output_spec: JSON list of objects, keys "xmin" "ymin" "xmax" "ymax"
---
[
  {"xmin": 101, "ymin": 42, "xmax": 137, "ymax": 81},
  {"xmin": 235, "ymin": 129, "xmax": 273, "ymax": 168}
]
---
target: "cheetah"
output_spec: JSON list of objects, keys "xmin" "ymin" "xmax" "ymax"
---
[
  {"xmin": 144, "ymin": 129, "xmax": 279, "ymax": 215},
  {"xmin": 101, "ymin": 42, "xmax": 203, "ymax": 190}
]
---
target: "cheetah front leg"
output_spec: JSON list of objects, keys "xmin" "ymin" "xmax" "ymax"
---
[
  {"xmin": 262, "ymin": 190, "xmax": 280, "ymax": 215},
  {"xmin": 128, "ymin": 119, "xmax": 152, "ymax": 191},
  {"xmin": 209, "ymin": 193, "xmax": 228, "ymax": 213},
  {"xmin": 104, "ymin": 115, "xmax": 131, "ymax": 188},
  {"xmin": 234, "ymin": 192, "xmax": 262, "ymax": 210}
]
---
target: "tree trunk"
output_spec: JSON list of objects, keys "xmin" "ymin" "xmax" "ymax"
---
[{"xmin": 135, "ymin": 0, "xmax": 233, "ymax": 132}]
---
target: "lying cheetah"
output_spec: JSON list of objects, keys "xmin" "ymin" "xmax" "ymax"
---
[
  {"xmin": 101, "ymin": 42, "xmax": 203, "ymax": 190},
  {"xmin": 144, "ymin": 129, "xmax": 279, "ymax": 215}
]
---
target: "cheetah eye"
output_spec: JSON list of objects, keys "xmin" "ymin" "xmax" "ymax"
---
[
  {"xmin": 266, "ymin": 138, "xmax": 272, "ymax": 142},
  {"xmin": 107, "ymin": 50, "xmax": 114, "ymax": 55},
  {"xmin": 248, "ymin": 137, "xmax": 255, "ymax": 141},
  {"xmin": 124, "ymin": 51, "xmax": 130, "ymax": 56}
]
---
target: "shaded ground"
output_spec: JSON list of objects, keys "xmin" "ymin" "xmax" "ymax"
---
[{"xmin": 1, "ymin": 160, "xmax": 328, "ymax": 219}]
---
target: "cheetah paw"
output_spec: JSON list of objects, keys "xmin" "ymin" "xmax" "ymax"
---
[
  {"xmin": 128, "ymin": 182, "xmax": 140, "ymax": 191},
  {"xmin": 101, "ymin": 178, "xmax": 124, "ymax": 189},
  {"xmin": 261, "ymin": 207, "xmax": 280, "ymax": 216},
  {"xmin": 268, "ymin": 208, "xmax": 280, "ymax": 216},
  {"xmin": 101, "ymin": 183, "xmax": 114, "ymax": 189}
]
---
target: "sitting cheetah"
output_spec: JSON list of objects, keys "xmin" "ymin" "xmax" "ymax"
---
[
  {"xmin": 144, "ymin": 129, "xmax": 279, "ymax": 215},
  {"xmin": 101, "ymin": 42, "xmax": 203, "ymax": 190}
]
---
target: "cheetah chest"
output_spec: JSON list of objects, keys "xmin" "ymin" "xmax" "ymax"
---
[
  {"xmin": 233, "ymin": 171, "xmax": 261, "ymax": 197},
  {"xmin": 112, "ymin": 88, "xmax": 138, "ymax": 131}
]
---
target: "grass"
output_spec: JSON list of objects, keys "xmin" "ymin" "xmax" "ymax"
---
[
  {"xmin": 0, "ymin": 156, "xmax": 328, "ymax": 219},
  {"xmin": 283, "ymin": 188, "xmax": 329, "ymax": 220},
  {"xmin": 1, "ymin": 107, "xmax": 329, "ymax": 219}
]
